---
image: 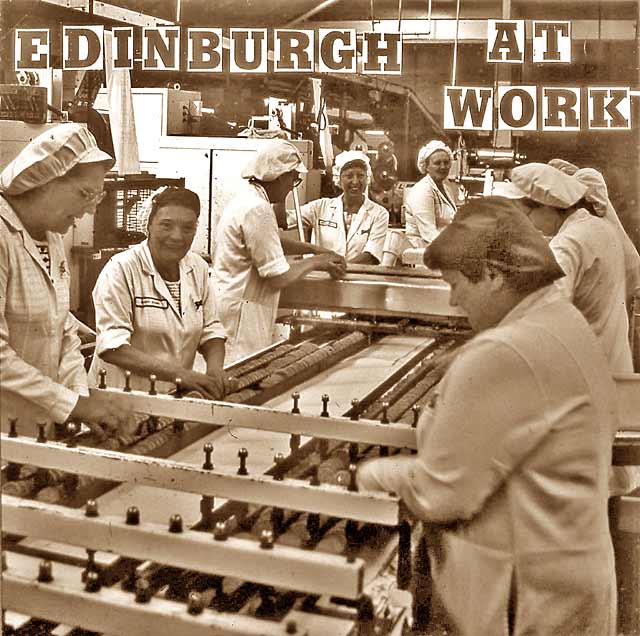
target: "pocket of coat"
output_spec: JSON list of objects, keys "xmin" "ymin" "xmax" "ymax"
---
[{"xmin": 432, "ymin": 533, "xmax": 513, "ymax": 636}]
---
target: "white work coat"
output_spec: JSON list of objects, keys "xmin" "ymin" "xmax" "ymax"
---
[
  {"xmin": 0, "ymin": 196, "xmax": 87, "ymax": 433},
  {"xmin": 359, "ymin": 288, "xmax": 618, "ymax": 636},
  {"xmin": 212, "ymin": 183, "xmax": 290, "ymax": 364},
  {"xmin": 551, "ymin": 208, "xmax": 633, "ymax": 374},
  {"xmin": 300, "ymin": 195, "xmax": 389, "ymax": 263},
  {"xmin": 89, "ymin": 240, "xmax": 225, "ymax": 393},
  {"xmin": 404, "ymin": 175, "xmax": 458, "ymax": 247}
]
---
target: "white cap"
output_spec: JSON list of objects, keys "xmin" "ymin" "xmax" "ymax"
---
[
  {"xmin": 507, "ymin": 163, "xmax": 588, "ymax": 209},
  {"xmin": 0, "ymin": 123, "xmax": 114, "ymax": 195},
  {"xmin": 417, "ymin": 140, "xmax": 453, "ymax": 175},
  {"xmin": 241, "ymin": 140, "xmax": 307, "ymax": 182}
]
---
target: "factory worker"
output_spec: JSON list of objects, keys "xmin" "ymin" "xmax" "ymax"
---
[
  {"xmin": 573, "ymin": 167, "xmax": 640, "ymax": 312},
  {"xmin": 213, "ymin": 140, "xmax": 346, "ymax": 363},
  {"xmin": 0, "ymin": 123, "xmax": 131, "ymax": 435},
  {"xmin": 299, "ymin": 150, "xmax": 389, "ymax": 264},
  {"xmin": 380, "ymin": 140, "xmax": 459, "ymax": 266},
  {"xmin": 404, "ymin": 140, "xmax": 459, "ymax": 247},
  {"xmin": 89, "ymin": 186, "xmax": 226, "ymax": 398},
  {"xmin": 358, "ymin": 197, "xmax": 618, "ymax": 636},
  {"xmin": 506, "ymin": 162, "xmax": 633, "ymax": 374}
]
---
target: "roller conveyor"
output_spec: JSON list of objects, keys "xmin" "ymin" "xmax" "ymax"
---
[{"xmin": 2, "ymin": 272, "xmax": 639, "ymax": 636}]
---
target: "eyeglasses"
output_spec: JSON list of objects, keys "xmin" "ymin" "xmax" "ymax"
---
[{"xmin": 79, "ymin": 186, "xmax": 106, "ymax": 206}]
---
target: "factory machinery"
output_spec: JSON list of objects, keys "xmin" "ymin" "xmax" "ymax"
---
[{"xmin": 2, "ymin": 268, "xmax": 639, "ymax": 636}]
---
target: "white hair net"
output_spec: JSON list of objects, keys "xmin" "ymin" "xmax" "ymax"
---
[
  {"xmin": 137, "ymin": 186, "xmax": 169, "ymax": 236},
  {"xmin": 332, "ymin": 150, "xmax": 372, "ymax": 187},
  {"xmin": 0, "ymin": 123, "xmax": 114, "ymax": 195},
  {"xmin": 508, "ymin": 163, "xmax": 587, "ymax": 209},
  {"xmin": 417, "ymin": 140, "xmax": 453, "ymax": 175},
  {"xmin": 240, "ymin": 140, "xmax": 308, "ymax": 182}
]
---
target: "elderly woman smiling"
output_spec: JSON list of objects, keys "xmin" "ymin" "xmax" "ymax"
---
[
  {"xmin": 300, "ymin": 150, "xmax": 389, "ymax": 264},
  {"xmin": 404, "ymin": 139, "xmax": 459, "ymax": 247},
  {"xmin": 89, "ymin": 186, "xmax": 226, "ymax": 399}
]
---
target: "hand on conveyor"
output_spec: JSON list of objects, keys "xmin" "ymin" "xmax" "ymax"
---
[
  {"xmin": 70, "ymin": 389, "xmax": 133, "ymax": 433},
  {"xmin": 178, "ymin": 369, "xmax": 226, "ymax": 400},
  {"xmin": 315, "ymin": 252, "xmax": 347, "ymax": 279}
]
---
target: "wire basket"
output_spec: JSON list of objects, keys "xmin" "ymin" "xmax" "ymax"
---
[{"xmin": 94, "ymin": 174, "xmax": 185, "ymax": 248}]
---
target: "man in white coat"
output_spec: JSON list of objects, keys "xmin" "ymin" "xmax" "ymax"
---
[
  {"xmin": 357, "ymin": 196, "xmax": 618, "ymax": 636},
  {"xmin": 213, "ymin": 140, "xmax": 346, "ymax": 363}
]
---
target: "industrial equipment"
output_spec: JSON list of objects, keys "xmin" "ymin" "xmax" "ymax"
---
[{"xmin": 2, "ymin": 270, "xmax": 639, "ymax": 635}]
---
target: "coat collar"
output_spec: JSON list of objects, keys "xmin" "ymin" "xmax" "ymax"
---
[
  {"xmin": 0, "ymin": 195, "xmax": 58, "ymax": 281},
  {"xmin": 499, "ymin": 285, "xmax": 562, "ymax": 327},
  {"xmin": 425, "ymin": 174, "xmax": 457, "ymax": 208},
  {"xmin": 330, "ymin": 195, "xmax": 375, "ymax": 242},
  {"xmin": 136, "ymin": 240, "xmax": 195, "ymax": 320}
]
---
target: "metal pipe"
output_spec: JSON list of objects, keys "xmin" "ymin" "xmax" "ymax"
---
[
  {"xmin": 450, "ymin": 0, "xmax": 462, "ymax": 86},
  {"xmin": 425, "ymin": 0, "xmax": 433, "ymax": 36},
  {"xmin": 285, "ymin": 0, "xmax": 343, "ymax": 26},
  {"xmin": 292, "ymin": 186, "xmax": 306, "ymax": 242}
]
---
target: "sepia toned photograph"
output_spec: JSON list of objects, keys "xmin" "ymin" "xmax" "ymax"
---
[{"xmin": 0, "ymin": 1, "xmax": 639, "ymax": 634}]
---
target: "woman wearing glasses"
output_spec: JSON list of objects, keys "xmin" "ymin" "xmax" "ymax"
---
[
  {"xmin": 299, "ymin": 150, "xmax": 389, "ymax": 264},
  {"xmin": 0, "ymin": 123, "xmax": 130, "ymax": 436},
  {"xmin": 89, "ymin": 186, "xmax": 227, "ymax": 399}
]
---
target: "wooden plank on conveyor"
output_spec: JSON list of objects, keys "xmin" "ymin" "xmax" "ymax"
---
[
  {"xmin": 2, "ymin": 552, "xmax": 309, "ymax": 636},
  {"xmin": 87, "ymin": 389, "xmax": 419, "ymax": 448},
  {"xmin": 2, "ymin": 496, "xmax": 365, "ymax": 599},
  {"xmin": 98, "ymin": 336, "xmax": 428, "ymax": 525},
  {"xmin": 1, "ymin": 438, "xmax": 402, "ymax": 525}
]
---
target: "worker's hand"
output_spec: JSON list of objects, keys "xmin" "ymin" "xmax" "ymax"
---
[
  {"xmin": 309, "ymin": 243, "xmax": 335, "ymax": 255},
  {"xmin": 70, "ymin": 390, "xmax": 132, "ymax": 434},
  {"xmin": 179, "ymin": 369, "xmax": 225, "ymax": 401},
  {"xmin": 315, "ymin": 252, "xmax": 347, "ymax": 279}
]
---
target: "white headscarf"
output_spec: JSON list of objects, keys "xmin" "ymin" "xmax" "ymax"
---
[{"xmin": 417, "ymin": 140, "xmax": 453, "ymax": 175}]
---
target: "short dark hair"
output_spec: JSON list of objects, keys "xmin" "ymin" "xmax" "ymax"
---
[{"xmin": 148, "ymin": 186, "xmax": 200, "ymax": 226}]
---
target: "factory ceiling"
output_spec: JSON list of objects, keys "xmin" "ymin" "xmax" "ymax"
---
[{"xmin": 15, "ymin": 0, "xmax": 640, "ymax": 27}]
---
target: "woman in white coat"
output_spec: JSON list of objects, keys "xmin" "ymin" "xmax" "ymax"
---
[
  {"xmin": 358, "ymin": 197, "xmax": 618, "ymax": 636},
  {"xmin": 89, "ymin": 186, "xmax": 226, "ymax": 398},
  {"xmin": 0, "ymin": 123, "xmax": 130, "ymax": 435},
  {"xmin": 300, "ymin": 150, "xmax": 389, "ymax": 264},
  {"xmin": 507, "ymin": 163, "xmax": 633, "ymax": 374},
  {"xmin": 404, "ymin": 140, "xmax": 459, "ymax": 247},
  {"xmin": 213, "ymin": 140, "xmax": 346, "ymax": 363},
  {"xmin": 572, "ymin": 166, "xmax": 640, "ymax": 313}
]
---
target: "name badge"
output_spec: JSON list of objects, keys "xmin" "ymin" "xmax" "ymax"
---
[
  {"xmin": 135, "ymin": 296, "xmax": 169, "ymax": 309},
  {"xmin": 319, "ymin": 219, "xmax": 338, "ymax": 228}
]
